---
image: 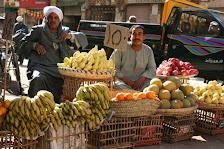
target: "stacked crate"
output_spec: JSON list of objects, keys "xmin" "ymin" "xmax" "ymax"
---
[
  {"xmin": 162, "ymin": 114, "xmax": 196, "ymax": 143},
  {"xmin": 194, "ymin": 109, "xmax": 224, "ymax": 135}
]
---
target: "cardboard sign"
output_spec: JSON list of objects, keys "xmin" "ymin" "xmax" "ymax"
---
[
  {"xmin": 2, "ymin": 12, "xmax": 16, "ymax": 40},
  {"xmin": 104, "ymin": 24, "xmax": 129, "ymax": 51}
]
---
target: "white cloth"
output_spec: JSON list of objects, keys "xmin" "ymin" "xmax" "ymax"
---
[{"xmin": 43, "ymin": 6, "xmax": 63, "ymax": 21}]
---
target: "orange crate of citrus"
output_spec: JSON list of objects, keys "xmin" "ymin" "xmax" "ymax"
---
[{"xmin": 111, "ymin": 90, "xmax": 159, "ymax": 101}]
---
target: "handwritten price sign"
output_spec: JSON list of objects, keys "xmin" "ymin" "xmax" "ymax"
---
[
  {"xmin": 2, "ymin": 12, "xmax": 16, "ymax": 40},
  {"xmin": 104, "ymin": 24, "xmax": 129, "ymax": 51}
]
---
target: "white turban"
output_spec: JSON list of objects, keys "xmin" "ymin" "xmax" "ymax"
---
[
  {"xmin": 16, "ymin": 16, "xmax": 23, "ymax": 22},
  {"xmin": 43, "ymin": 6, "xmax": 63, "ymax": 22}
]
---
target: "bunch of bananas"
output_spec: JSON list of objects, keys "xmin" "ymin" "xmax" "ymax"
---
[
  {"xmin": 51, "ymin": 100, "xmax": 92, "ymax": 130},
  {"xmin": 2, "ymin": 90, "xmax": 55, "ymax": 139},
  {"xmin": 75, "ymin": 82, "xmax": 110, "ymax": 130}
]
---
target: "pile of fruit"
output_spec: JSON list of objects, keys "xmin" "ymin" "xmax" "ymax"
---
[
  {"xmin": 111, "ymin": 91, "xmax": 158, "ymax": 101},
  {"xmin": 156, "ymin": 58, "xmax": 199, "ymax": 76},
  {"xmin": 58, "ymin": 45, "xmax": 114, "ymax": 72},
  {"xmin": 2, "ymin": 90, "xmax": 55, "ymax": 139},
  {"xmin": 0, "ymin": 98, "xmax": 11, "ymax": 116},
  {"xmin": 75, "ymin": 82, "xmax": 110, "ymax": 130},
  {"xmin": 145, "ymin": 77, "xmax": 196, "ymax": 109},
  {"xmin": 194, "ymin": 80, "xmax": 224, "ymax": 104}
]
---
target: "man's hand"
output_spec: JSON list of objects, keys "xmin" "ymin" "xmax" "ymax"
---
[
  {"xmin": 59, "ymin": 33, "xmax": 72, "ymax": 41},
  {"xmin": 34, "ymin": 43, "xmax": 46, "ymax": 55},
  {"xmin": 133, "ymin": 76, "xmax": 147, "ymax": 90},
  {"xmin": 121, "ymin": 77, "xmax": 135, "ymax": 88}
]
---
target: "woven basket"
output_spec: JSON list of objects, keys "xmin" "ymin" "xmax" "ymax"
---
[
  {"xmin": 156, "ymin": 104, "xmax": 198, "ymax": 116},
  {"xmin": 109, "ymin": 90, "xmax": 162, "ymax": 117},
  {"xmin": 58, "ymin": 67, "xmax": 115, "ymax": 79},
  {"xmin": 196, "ymin": 100, "xmax": 224, "ymax": 110}
]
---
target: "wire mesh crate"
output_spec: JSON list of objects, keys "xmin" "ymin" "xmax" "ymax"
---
[
  {"xmin": 0, "ymin": 131, "xmax": 38, "ymax": 149},
  {"xmin": 87, "ymin": 117, "xmax": 135, "ymax": 149},
  {"xmin": 194, "ymin": 109, "xmax": 224, "ymax": 135},
  {"xmin": 133, "ymin": 115, "xmax": 163, "ymax": 146},
  {"xmin": 162, "ymin": 114, "xmax": 196, "ymax": 143},
  {"xmin": 37, "ymin": 123, "xmax": 88, "ymax": 149}
]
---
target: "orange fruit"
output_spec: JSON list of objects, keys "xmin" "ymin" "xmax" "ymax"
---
[
  {"xmin": 137, "ymin": 92, "xmax": 146, "ymax": 99},
  {"xmin": 124, "ymin": 93, "xmax": 134, "ymax": 100},
  {"xmin": 0, "ymin": 107, "xmax": 7, "ymax": 115},
  {"xmin": 111, "ymin": 97, "xmax": 118, "ymax": 101},
  {"xmin": 4, "ymin": 100, "xmax": 11, "ymax": 108},
  {"xmin": 116, "ymin": 93, "xmax": 125, "ymax": 101},
  {"xmin": 0, "ymin": 102, "xmax": 2, "ymax": 107},
  {"xmin": 145, "ymin": 91, "xmax": 156, "ymax": 99}
]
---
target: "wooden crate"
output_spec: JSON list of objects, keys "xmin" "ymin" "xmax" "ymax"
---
[
  {"xmin": 62, "ymin": 76, "xmax": 115, "ymax": 101},
  {"xmin": 194, "ymin": 109, "xmax": 224, "ymax": 135},
  {"xmin": 133, "ymin": 115, "xmax": 163, "ymax": 146},
  {"xmin": 38, "ymin": 122, "xmax": 88, "ymax": 149},
  {"xmin": 162, "ymin": 114, "xmax": 196, "ymax": 143},
  {"xmin": 0, "ymin": 131, "xmax": 38, "ymax": 149},
  {"xmin": 88, "ymin": 117, "xmax": 135, "ymax": 149}
]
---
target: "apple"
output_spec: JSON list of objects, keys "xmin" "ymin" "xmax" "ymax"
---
[
  {"xmin": 173, "ymin": 66, "xmax": 179, "ymax": 71},
  {"xmin": 168, "ymin": 58, "xmax": 176, "ymax": 63},
  {"xmin": 181, "ymin": 70, "xmax": 188, "ymax": 76},
  {"xmin": 189, "ymin": 65, "xmax": 194, "ymax": 69},
  {"xmin": 185, "ymin": 62, "xmax": 191, "ymax": 67},
  {"xmin": 179, "ymin": 67, "xmax": 186, "ymax": 71},
  {"xmin": 162, "ymin": 70, "xmax": 170, "ymax": 76},
  {"xmin": 168, "ymin": 62, "xmax": 175, "ymax": 67},
  {"xmin": 193, "ymin": 69, "xmax": 199, "ymax": 75},
  {"xmin": 156, "ymin": 68, "xmax": 163, "ymax": 75},
  {"xmin": 165, "ymin": 66, "xmax": 173, "ymax": 72},
  {"xmin": 175, "ymin": 58, "xmax": 180, "ymax": 64},
  {"xmin": 179, "ymin": 61, "xmax": 185, "ymax": 67},
  {"xmin": 172, "ymin": 70, "xmax": 180, "ymax": 75},
  {"xmin": 189, "ymin": 69, "xmax": 194, "ymax": 75}
]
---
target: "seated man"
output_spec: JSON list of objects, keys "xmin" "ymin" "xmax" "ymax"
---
[
  {"xmin": 20, "ymin": 6, "xmax": 88, "ymax": 103},
  {"xmin": 110, "ymin": 25, "xmax": 156, "ymax": 91}
]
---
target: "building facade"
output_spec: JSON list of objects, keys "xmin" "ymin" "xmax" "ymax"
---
[{"xmin": 199, "ymin": 0, "xmax": 224, "ymax": 11}]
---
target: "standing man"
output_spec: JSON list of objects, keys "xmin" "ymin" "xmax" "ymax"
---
[
  {"xmin": 13, "ymin": 16, "xmax": 29, "ymax": 65},
  {"xmin": 110, "ymin": 25, "xmax": 156, "ymax": 91},
  {"xmin": 20, "ymin": 6, "xmax": 88, "ymax": 103},
  {"xmin": 127, "ymin": 15, "xmax": 137, "ymax": 23}
]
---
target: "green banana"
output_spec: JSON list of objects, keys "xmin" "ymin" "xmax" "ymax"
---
[
  {"xmin": 79, "ymin": 105, "xmax": 92, "ymax": 115},
  {"xmin": 73, "ymin": 102, "xmax": 85, "ymax": 116}
]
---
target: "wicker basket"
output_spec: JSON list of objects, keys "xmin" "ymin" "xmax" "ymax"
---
[
  {"xmin": 196, "ymin": 100, "xmax": 224, "ymax": 110},
  {"xmin": 109, "ymin": 90, "xmax": 162, "ymax": 117},
  {"xmin": 156, "ymin": 104, "xmax": 198, "ymax": 116},
  {"xmin": 58, "ymin": 67, "xmax": 115, "ymax": 79}
]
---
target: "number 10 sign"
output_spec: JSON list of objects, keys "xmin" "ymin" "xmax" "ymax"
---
[{"xmin": 104, "ymin": 24, "xmax": 129, "ymax": 51}]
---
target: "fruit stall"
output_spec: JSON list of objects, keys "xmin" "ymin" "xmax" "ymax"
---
[{"xmin": 0, "ymin": 46, "xmax": 224, "ymax": 149}]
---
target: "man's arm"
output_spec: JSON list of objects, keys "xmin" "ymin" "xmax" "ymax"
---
[
  {"xmin": 141, "ymin": 47, "xmax": 156, "ymax": 78},
  {"xmin": 20, "ymin": 26, "xmax": 40, "ymax": 59}
]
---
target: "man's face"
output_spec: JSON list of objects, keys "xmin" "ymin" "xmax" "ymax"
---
[
  {"xmin": 47, "ymin": 12, "xmax": 60, "ymax": 30},
  {"xmin": 130, "ymin": 28, "xmax": 145, "ymax": 46},
  {"xmin": 130, "ymin": 18, "xmax": 136, "ymax": 22}
]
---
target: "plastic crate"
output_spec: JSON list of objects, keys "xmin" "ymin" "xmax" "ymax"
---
[
  {"xmin": 88, "ymin": 117, "xmax": 135, "ymax": 149},
  {"xmin": 133, "ymin": 115, "xmax": 163, "ymax": 146},
  {"xmin": 0, "ymin": 131, "xmax": 38, "ymax": 149},
  {"xmin": 194, "ymin": 109, "xmax": 224, "ymax": 135},
  {"xmin": 62, "ymin": 76, "xmax": 114, "ymax": 101},
  {"xmin": 37, "ymin": 122, "xmax": 88, "ymax": 149},
  {"xmin": 162, "ymin": 114, "xmax": 196, "ymax": 143}
]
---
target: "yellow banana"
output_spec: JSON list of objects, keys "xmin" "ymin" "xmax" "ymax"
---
[
  {"xmin": 31, "ymin": 98, "xmax": 37, "ymax": 111},
  {"xmin": 18, "ymin": 96, "xmax": 27, "ymax": 107},
  {"xmin": 76, "ymin": 100, "xmax": 90, "ymax": 108},
  {"xmin": 25, "ymin": 97, "xmax": 32, "ymax": 110},
  {"xmin": 33, "ymin": 95, "xmax": 42, "ymax": 106},
  {"xmin": 37, "ymin": 90, "xmax": 54, "ymax": 101}
]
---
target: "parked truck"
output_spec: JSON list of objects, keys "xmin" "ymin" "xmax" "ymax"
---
[{"xmin": 77, "ymin": 0, "xmax": 224, "ymax": 81}]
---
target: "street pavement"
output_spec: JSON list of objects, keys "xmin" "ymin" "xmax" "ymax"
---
[{"xmin": 3, "ymin": 59, "xmax": 224, "ymax": 149}]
